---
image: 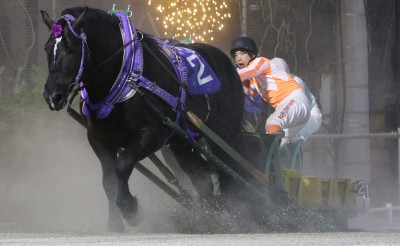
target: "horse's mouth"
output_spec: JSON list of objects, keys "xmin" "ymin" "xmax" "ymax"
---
[
  {"xmin": 48, "ymin": 98, "xmax": 55, "ymax": 110},
  {"xmin": 46, "ymin": 96, "xmax": 67, "ymax": 111}
]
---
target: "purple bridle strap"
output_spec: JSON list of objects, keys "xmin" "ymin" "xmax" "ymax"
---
[{"xmin": 57, "ymin": 14, "xmax": 86, "ymax": 86}]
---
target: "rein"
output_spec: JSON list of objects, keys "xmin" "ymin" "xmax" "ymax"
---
[{"xmin": 85, "ymin": 38, "xmax": 136, "ymax": 86}]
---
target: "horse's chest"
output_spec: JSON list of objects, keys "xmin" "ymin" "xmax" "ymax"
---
[{"xmin": 90, "ymin": 121, "xmax": 133, "ymax": 147}]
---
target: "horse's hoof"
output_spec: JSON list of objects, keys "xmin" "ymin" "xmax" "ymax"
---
[
  {"xmin": 124, "ymin": 203, "xmax": 144, "ymax": 227},
  {"xmin": 117, "ymin": 195, "xmax": 144, "ymax": 227}
]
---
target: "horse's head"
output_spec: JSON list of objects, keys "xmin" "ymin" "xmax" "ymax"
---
[{"xmin": 40, "ymin": 9, "xmax": 86, "ymax": 111}]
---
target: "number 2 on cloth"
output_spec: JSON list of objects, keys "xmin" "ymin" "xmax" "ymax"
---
[{"xmin": 186, "ymin": 54, "xmax": 213, "ymax": 85}]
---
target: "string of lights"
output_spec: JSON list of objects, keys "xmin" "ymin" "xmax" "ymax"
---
[{"xmin": 148, "ymin": 0, "xmax": 230, "ymax": 43}]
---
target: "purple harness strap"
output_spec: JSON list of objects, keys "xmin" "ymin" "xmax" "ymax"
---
[
  {"xmin": 81, "ymin": 12, "xmax": 187, "ymax": 123},
  {"xmin": 151, "ymin": 37, "xmax": 188, "ymax": 86},
  {"xmin": 82, "ymin": 12, "xmax": 141, "ymax": 118},
  {"xmin": 65, "ymin": 10, "xmax": 199, "ymax": 142}
]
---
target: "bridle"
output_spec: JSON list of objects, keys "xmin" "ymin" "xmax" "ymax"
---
[
  {"xmin": 51, "ymin": 14, "xmax": 87, "ymax": 90},
  {"xmin": 51, "ymin": 12, "xmax": 140, "ymax": 118}
]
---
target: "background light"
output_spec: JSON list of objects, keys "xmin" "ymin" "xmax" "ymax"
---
[{"xmin": 148, "ymin": 0, "xmax": 230, "ymax": 43}]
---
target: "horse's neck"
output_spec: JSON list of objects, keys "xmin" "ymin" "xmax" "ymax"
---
[{"xmin": 84, "ymin": 21, "xmax": 123, "ymax": 103}]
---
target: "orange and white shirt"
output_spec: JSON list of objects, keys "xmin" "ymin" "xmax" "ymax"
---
[{"xmin": 237, "ymin": 57, "xmax": 301, "ymax": 108}]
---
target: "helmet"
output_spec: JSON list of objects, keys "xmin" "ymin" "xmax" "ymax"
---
[
  {"xmin": 271, "ymin": 57, "xmax": 290, "ymax": 73},
  {"xmin": 230, "ymin": 36, "xmax": 258, "ymax": 57}
]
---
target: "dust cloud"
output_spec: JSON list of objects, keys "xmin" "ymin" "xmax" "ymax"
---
[
  {"xmin": 0, "ymin": 104, "xmax": 396, "ymax": 234},
  {"xmin": 0, "ymin": 109, "xmax": 186, "ymax": 233},
  {"xmin": 0, "ymin": 102, "xmax": 275, "ymax": 234}
]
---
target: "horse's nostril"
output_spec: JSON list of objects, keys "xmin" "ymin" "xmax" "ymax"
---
[{"xmin": 52, "ymin": 93, "xmax": 63, "ymax": 103}]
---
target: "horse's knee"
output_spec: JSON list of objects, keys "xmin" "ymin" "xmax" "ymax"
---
[{"xmin": 115, "ymin": 160, "xmax": 134, "ymax": 181}]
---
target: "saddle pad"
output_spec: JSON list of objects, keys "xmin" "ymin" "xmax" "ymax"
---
[
  {"xmin": 244, "ymin": 95, "xmax": 264, "ymax": 113},
  {"xmin": 175, "ymin": 46, "xmax": 221, "ymax": 95}
]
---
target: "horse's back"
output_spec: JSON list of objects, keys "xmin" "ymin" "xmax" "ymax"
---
[{"xmin": 185, "ymin": 43, "xmax": 244, "ymax": 143}]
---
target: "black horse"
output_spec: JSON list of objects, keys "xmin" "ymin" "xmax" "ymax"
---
[{"xmin": 41, "ymin": 6, "xmax": 244, "ymax": 232}]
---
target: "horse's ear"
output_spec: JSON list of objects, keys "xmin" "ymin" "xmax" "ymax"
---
[
  {"xmin": 40, "ymin": 10, "xmax": 53, "ymax": 30},
  {"xmin": 72, "ymin": 7, "xmax": 87, "ymax": 33}
]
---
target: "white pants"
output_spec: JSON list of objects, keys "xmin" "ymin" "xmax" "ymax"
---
[
  {"xmin": 266, "ymin": 89, "xmax": 310, "ymax": 145},
  {"xmin": 290, "ymin": 104, "xmax": 322, "ymax": 142}
]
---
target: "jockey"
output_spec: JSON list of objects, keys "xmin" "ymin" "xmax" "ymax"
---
[
  {"xmin": 271, "ymin": 57, "xmax": 322, "ymax": 142},
  {"xmin": 230, "ymin": 36, "xmax": 310, "ymax": 147}
]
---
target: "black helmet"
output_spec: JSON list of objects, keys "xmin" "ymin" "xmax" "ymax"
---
[{"xmin": 230, "ymin": 36, "xmax": 258, "ymax": 57}]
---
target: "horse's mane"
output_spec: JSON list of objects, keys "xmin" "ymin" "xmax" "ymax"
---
[
  {"xmin": 61, "ymin": 6, "xmax": 103, "ymax": 19},
  {"xmin": 59, "ymin": 6, "xmax": 119, "ymax": 28},
  {"xmin": 61, "ymin": 6, "xmax": 86, "ymax": 16}
]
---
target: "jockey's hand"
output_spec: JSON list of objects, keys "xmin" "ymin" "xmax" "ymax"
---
[{"xmin": 244, "ymin": 87, "xmax": 250, "ymax": 96}]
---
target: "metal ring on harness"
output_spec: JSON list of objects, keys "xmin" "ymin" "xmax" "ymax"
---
[{"xmin": 136, "ymin": 31, "xmax": 144, "ymax": 41}]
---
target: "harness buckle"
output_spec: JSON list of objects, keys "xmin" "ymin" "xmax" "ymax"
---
[
  {"xmin": 80, "ymin": 32, "xmax": 87, "ymax": 43},
  {"xmin": 127, "ymin": 72, "xmax": 139, "ymax": 84}
]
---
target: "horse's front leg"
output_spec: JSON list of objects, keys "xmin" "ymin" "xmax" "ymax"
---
[
  {"xmin": 115, "ymin": 130, "xmax": 166, "ymax": 227},
  {"xmin": 87, "ymin": 133, "xmax": 124, "ymax": 232}
]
